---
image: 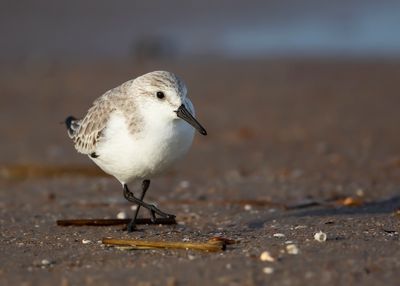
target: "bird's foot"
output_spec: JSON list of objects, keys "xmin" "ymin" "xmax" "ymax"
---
[
  {"xmin": 123, "ymin": 184, "xmax": 176, "ymax": 232},
  {"xmin": 147, "ymin": 204, "xmax": 176, "ymax": 222},
  {"xmin": 126, "ymin": 219, "xmax": 138, "ymax": 232}
]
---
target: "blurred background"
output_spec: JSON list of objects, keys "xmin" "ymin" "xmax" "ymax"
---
[
  {"xmin": 1, "ymin": 0, "xmax": 400, "ymax": 190},
  {"xmin": 2, "ymin": 0, "xmax": 400, "ymax": 62}
]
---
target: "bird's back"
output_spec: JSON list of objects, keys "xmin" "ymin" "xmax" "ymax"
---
[{"xmin": 65, "ymin": 80, "xmax": 134, "ymax": 155}]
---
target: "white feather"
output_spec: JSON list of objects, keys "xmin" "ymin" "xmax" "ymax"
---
[{"xmin": 91, "ymin": 100, "xmax": 195, "ymax": 184}]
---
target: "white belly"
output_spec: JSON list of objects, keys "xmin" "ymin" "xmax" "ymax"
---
[{"xmin": 91, "ymin": 112, "xmax": 195, "ymax": 184}]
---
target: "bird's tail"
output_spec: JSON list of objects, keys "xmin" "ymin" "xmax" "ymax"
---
[{"xmin": 65, "ymin": 116, "xmax": 80, "ymax": 138}]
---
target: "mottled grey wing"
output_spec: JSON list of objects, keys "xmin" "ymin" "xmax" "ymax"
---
[
  {"xmin": 72, "ymin": 97, "xmax": 116, "ymax": 155},
  {"xmin": 70, "ymin": 80, "xmax": 134, "ymax": 155}
]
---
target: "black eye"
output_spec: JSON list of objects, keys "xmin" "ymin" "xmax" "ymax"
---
[{"xmin": 156, "ymin": 91, "xmax": 165, "ymax": 99}]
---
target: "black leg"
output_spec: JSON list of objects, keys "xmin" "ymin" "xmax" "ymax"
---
[
  {"xmin": 127, "ymin": 180, "xmax": 150, "ymax": 232},
  {"xmin": 123, "ymin": 183, "xmax": 175, "ymax": 232}
]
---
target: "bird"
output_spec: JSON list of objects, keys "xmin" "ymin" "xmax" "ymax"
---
[{"xmin": 65, "ymin": 71, "xmax": 207, "ymax": 231}]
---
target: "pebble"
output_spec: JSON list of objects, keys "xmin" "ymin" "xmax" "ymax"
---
[
  {"xmin": 260, "ymin": 251, "xmax": 275, "ymax": 262},
  {"xmin": 273, "ymin": 233, "xmax": 285, "ymax": 238},
  {"xmin": 262, "ymin": 267, "xmax": 274, "ymax": 274},
  {"xmin": 82, "ymin": 239, "xmax": 91, "ymax": 244},
  {"xmin": 116, "ymin": 211, "xmax": 127, "ymax": 219},
  {"xmin": 41, "ymin": 259, "xmax": 52, "ymax": 266},
  {"xmin": 314, "ymin": 231, "xmax": 327, "ymax": 242},
  {"xmin": 286, "ymin": 244, "xmax": 299, "ymax": 255},
  {"xmin": 244, "ymin": 204, "xmax": 252, "ymax": 211},
  {"xmin": 356, "ymin": 188, "xmax": 364, "ymax": 197},
  {"xmin": 179, "ymin": 180, "xmax": 190, "ymax": 189}
]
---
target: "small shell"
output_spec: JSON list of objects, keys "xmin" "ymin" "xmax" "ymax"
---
[
  {"xmin": 286, "ymin": 244, "xmax": 299, "ymax": 255},
  {"xmin": 262, "ymin": 267, "xmax": 274, "ymax": 274},
  {"xmin": 244, "ymin": 204, "xmax": 252, "ymax": 211},
  {"xmin": 41, "ymin": 259, "xmax": 52, "ymax": 266},
  {"xmin": 314, "ymin": 231, "xmax": 327, "ymax": 242},
  {"xmin": 273, "ymin": 233, "xmax": 285, "ymax": 238},
  {"xmin": 260, "ymin": 251, "xmax": 275, "ymax": 262},
  {"xmin": 116, "ymin": 211, "xmax": 128, "ymax": 219}
]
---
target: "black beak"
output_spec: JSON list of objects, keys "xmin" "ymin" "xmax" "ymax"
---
[{"xmin": 176, "ymin": 104, "xmax": 207, "ymax": 135}]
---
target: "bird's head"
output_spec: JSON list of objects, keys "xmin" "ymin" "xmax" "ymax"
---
[{"xmin": 132, "ymin": 71, "xmax": 207, "ymax": 135}]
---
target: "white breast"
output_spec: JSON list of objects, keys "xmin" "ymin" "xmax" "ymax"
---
[{"xmin": 91, "ymin": 109, "xmax": 195, "ymax": 184}]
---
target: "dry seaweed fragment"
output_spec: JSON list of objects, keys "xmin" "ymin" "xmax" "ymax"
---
[
  {"xmin": 0, "ymin": 164, "xmax": 106, "ymax": 179},
  {"xmin": 102, "ymin": 237, "xmax": 229, "ymax": 252}
]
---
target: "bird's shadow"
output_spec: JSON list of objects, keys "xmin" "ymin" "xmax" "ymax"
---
[{"xmin": 245, "ymin": 195, "xmax": 400, "ymax": 230}]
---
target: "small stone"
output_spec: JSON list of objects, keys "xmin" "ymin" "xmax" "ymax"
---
[
  {"xmin": 286, "ymin": 244, "xmax": 299, "ymax": 255},
  {"xmin": 356, "ymin": 188, "xmax": 364, "ymax": 197},
  {"xmin": 188, "ymin": 254, "xmax": 195, "ymax": 260},
  {"xmin": 82, "ymin": 239, "xmax": 91, "ymax": 244},
  {"xmin": 117, "ymin": 211, "xmax": 127, "ymax": 219},
  {"xmin": 262, "ymin": 267, "xmax": 274, "ymax": 274},
  {"xmin": 273, "ymin": 233, "xmax": 285, "ymax": 238},
  {"xmin": 130, "ymin": 205, "xmax": 138, "ymax": 211},
  {"xmin": 179, "ymin": 180, "xmax": 190, "ymax": 189},
  {"xmin": 314, "ymin": 231, "xmax": 327, "ymax": 242},
  {"xmin": 260, "ymin": 251, "xmax": 275, "ymax": 262},
  {"xmin": 244, "ymin": 204, "xmax": 252, "ymax": 211},
  {"xmin": 41, "ymin": 259, "xmax": 52, "ymax": 266}
]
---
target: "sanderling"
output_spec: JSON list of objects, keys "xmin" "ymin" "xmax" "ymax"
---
[{"xmin": 65, "ymin": 71, "xmax": 207, "ymax": 231}]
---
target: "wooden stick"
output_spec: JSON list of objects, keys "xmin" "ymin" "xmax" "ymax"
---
[
  {"xmin": 57, "ymin": 218, "xmax": 176, "ymax": 226},
  {"xmin": 102, "ymin": 237, "xmax": 226, "ymax": 252}
]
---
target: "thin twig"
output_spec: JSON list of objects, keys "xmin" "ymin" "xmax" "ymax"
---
[{"xmin": 102, "ymin": 237, "xmax": 226, "ymax": 252}]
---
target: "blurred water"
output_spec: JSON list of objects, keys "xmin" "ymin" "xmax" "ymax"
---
[{"xmin": 1, "ymin": 0, "xmax": 400, "ymax": 62}]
